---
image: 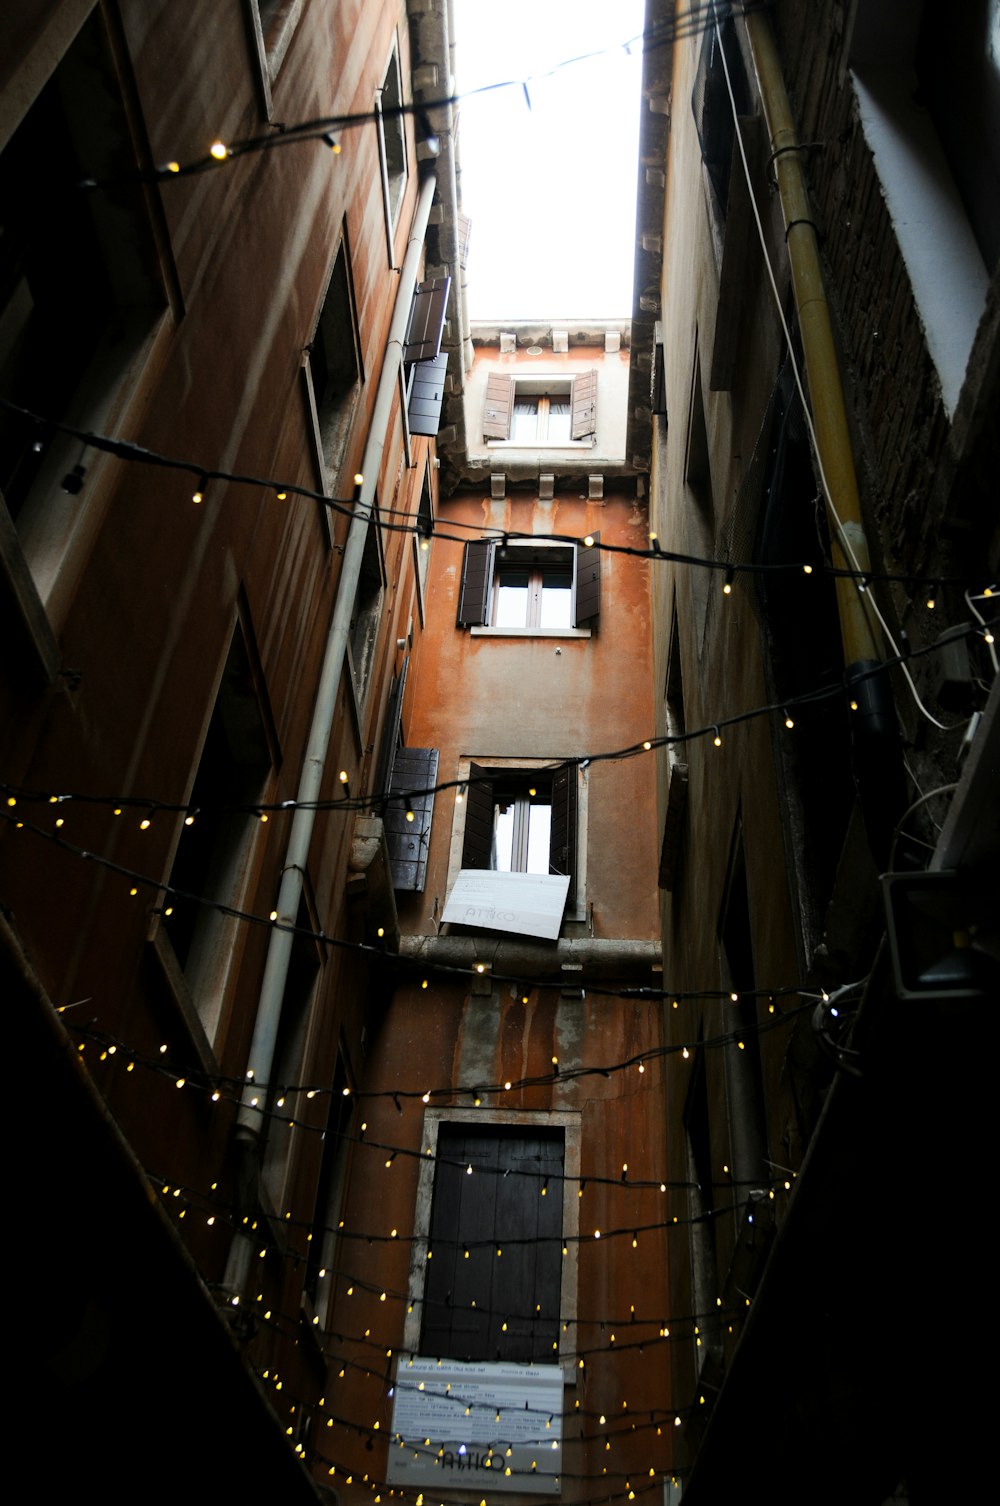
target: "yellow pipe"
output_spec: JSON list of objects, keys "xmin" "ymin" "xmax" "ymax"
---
[{"xmin": 742, "ymin": 9, "xmax": 881, "ymax": 668}]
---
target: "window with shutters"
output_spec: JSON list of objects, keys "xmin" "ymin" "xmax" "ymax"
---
[
  {"xmin": 403, "ymin": 1108, "xmax": 581, "ymax": 1366},
  {"xmin": 456, "ymin": 537, "xmax": 601, "ymax": 637},
  {"xmin": 0, "ymin": 9, "xmax": 167, "ymax": 677},
  {"xmin": 421, "ymin": 1124, "xmax": 565, "ymax": 1362},
  {"xmin": 456, "ymin": 760, "xmax": 583, "ymax": 910},
  {"xmin": 483, "ymin": 372, "xmax": 598, "ymax": 445}
]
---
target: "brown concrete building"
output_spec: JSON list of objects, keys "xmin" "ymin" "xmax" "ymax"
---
[
  {"xmin": 324, "ymin": 326, "xmax": 669, "ymax": 1504},
  {"xmin": 632, "ymin": 2, "xmax": 998, "ymax": 1502},
  {"xmin": 2, "ymin": 0, "xmax": 467, "ymax": 1496}
]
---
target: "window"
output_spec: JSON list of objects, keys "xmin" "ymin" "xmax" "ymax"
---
[
  {"xmin": 0, "ymin": 10, "xmax": 165, "ymax": 641},
  {"xmin": 304, "ymin": 235, "xmax": 362, "ymax": 497},
  {"xmin": 718, "ymin": 827, "xmax": 769, "ymax": 1218},
  {"xmin": 303, "ymin": 1050, "xmax": 355, "ymax": 1330},
  {"xmin": 462, "ymin": 763, "xmax": 577, "ymax": 897},
  {"xmin": 158, "ymin": 622, "xmax": 274, "ymax": 1046},
  {"xmin": 494, "ymin": 547, "xmax": 573, "ymax": 628},
  {"xmin": 456, "ymin": 537, "xmax": 600, "ymax": 632},
  {"xmin": 376, "ymin": 44, "xmax": 408, "ymax": 256},
  {"xmin": 483, "ymin": 372, "xmax": 597, "ymax": 443},
  {"xmin": 658, "ymin": 608, "xmax": 690, "ymax": 890},
  {"xmin": 420, "ymin": 1124, "xmax": 566, "ymax": 1362},
  {"xmin": 413, "ymin": 466, "xmax": 433, "ymax": 615},
  {"xmin": 691, "ymin": 14, "xmax": 751, "ymax": 236},
  {"xmin": 513, "ymin": 389, "xmax": 572, "ymax": 442},
  {"xmin": 246, "ymin": 0, "xmax": 306, "ymax": 103},
  {"xmin": 348, "ymin": 508, "xmax": 385, "ymax": 708},
  {"xmin": 849, "ymin": 0, "xmax": 997, "ymax": 411},
  {"xmin": 260, "ymin": 898, "xmax": 322, "ymax": 1209}
]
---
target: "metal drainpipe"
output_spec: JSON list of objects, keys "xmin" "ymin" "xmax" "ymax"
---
[
  {"xmin": 741, "ymin": 10, "xmax": 904, "ymax": 862},
  {"xmin": 234, "ymin": 168, "xmax": 437, "ymax": 1140}
]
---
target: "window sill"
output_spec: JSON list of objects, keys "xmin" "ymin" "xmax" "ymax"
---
[
  {"xmin": 486, "ymin": 439, "xmax": 594, "ymax": 450},
  {"xmin": 470, "ymin": 625, "xmax": 591, "ymax": 639}
]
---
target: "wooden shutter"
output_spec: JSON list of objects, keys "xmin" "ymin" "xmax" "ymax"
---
[
  {"xmin": 573, "ymin": 532, "xmax": 601, "ymax": 626},
  {"xmin": 403, "ymin": 275, "xmax": 451, "ymax": 363},
  {"xmin": 461, "ymin": 763, "xmax": 495, "ymax": 868},
  {"xmin": 549, "ymin": 762, "xmax": 578, "ymax": 902},
  {"xmin": 421, "ymin": 1126, "xmax": 564, "ymax": 1362},
  {"xmin": 385, "ymin": 746, "xmax": 438, "ymax": 891},
  {"xmin": 407, "ymin": 351, "xmax": 448, "ymax": 436},
  {"xmin": 456, "ymin": 539, "xmax": 495, "ymax": 626},
  {"xmin": 483, "ymin": 373, "xmax": 513, "ymax": 439},
  {"xmin": 570, "ymin": 369, "xmax": 598, "ymax": 439}
]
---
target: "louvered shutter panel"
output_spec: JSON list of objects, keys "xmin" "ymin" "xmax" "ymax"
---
[
  {"xmin": 571, "ymin": 369, "xmax": 598, "ymax": 439},
  {"xmin": 456, "ymin": 539, "xmax": 495, "ymax": 626},
  {"xmin": 461, "ymin": 763, "xmax": 495, "ymax": 868},
  {"xmin": 407, "ymin": 351, "xmax": 448, "ymax": 436},
  {"xmin": 549, "ymin": 763, "xmax": 578, "ymax": 902},
  {"xmin": 385, "ymin": 746, "xmax": 438, "ymax": 891},
  {"xmin": 403, "ymin": 276, "xmax": 451, "ymax": 363},
  {"xmin": 483, "ymin": 374, "xmax": 513, "ymax": 439},
  {"xmin": 573, "ymin": 532, "xmax": 601, "ymax": 626}
]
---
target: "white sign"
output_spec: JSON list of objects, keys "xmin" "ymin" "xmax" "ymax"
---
[
  {"xmin": 441, "ymin": 870, "xmax": 570, "ymax": 940},
  {"xmin": 387, "ymin": 1357, "xmax": 563, "ymax": 1495}
]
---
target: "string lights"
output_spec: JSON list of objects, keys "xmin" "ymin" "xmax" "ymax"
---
[{"xmin": 0, "ymin": 392, "xmax": 981, "ymax": 602}]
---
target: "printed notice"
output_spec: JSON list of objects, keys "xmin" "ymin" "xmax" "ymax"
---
[
  {"xmin": 386, "ymin": 1357, "xmax": 563, "ymax": 1494},
  {"xmin": 441, "ymin": 870, "xmax": 571, "ymax": 941}
]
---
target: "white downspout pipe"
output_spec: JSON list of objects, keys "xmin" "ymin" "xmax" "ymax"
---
[{"xmin": 235, "ymin": 168, "xmax": 437, "ymax": 1137}]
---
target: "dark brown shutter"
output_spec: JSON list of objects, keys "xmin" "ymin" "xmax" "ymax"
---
[
  {"xmin": 407, "ymin": 351, "xmax": 448, "ymax": 436},
  {"xmin": 483, "ymin": 373, "xmax": 513, "ymax": 439},
  {"xmin": 461, "ymin": 763, "xmax": 495, "ymax": 868},
  {"xmin": 421, "ymin": 1126, "xmax": 564, "ymax": 1362},
  {"xmin": 549, "ymin": 762, "xmax": 578, "ymax": 902},
  {"xmin": 456, "ymin": 539, "xmax": 495, "ymax": 626},
  {"xmin": 403, "ymin": 275, "xmax": 451, "ymax": 363},
  {"xmin": 573, "ymin": 532, "xmax": 600, "ymax": 626},
  {"xmin": 385, "ymin": 746, "xmax": 438, "ymax": 891},
  {"xmin": 570, "ymin": 369, "xmax": 598, "ymax": 439}
]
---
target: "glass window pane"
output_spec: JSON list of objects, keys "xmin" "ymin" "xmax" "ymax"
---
[
  {"xmin": 494, "ymin": 802, "xmax": 515, "ymax": 870},
  {"xmin": 526, "ymin": 803, "xmax": 552, "ymax": 873},
  {"xmin": 539, "ymin": 565, "xmax": 572, "ymax": 627}
]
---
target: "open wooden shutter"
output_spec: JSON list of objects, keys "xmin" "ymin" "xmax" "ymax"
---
[
  {"xmin": 407, "ymin": 350, "xmax": 448, "ymax": 436},
  {"xmin": 385, "ymin": 746, "xmax": 438, "ymax": 891},
  {"xmin": 403, "ymin": 275, "xmax": 451, "ymax": 363},
  {"xmin": 483, "ymin": 374, "xmax": 513, "ymax": 439},
  {"xmin": 456, "ymin": 539, "xmax": 495, "ymax": 626},
  {"xmin": 549, "ymin": 762, "xmax": 578, "ymax": 902},
  {"xmin": 421, "ymin": 1126, "xmax": 564, "ymax": 1362},
  {"xmin": 461, "ymin": 763, "xmax": 495, "ymax": 868},
  {"xmin": 571, "ymin": 369, "xmax": 598, "ymax": 439},
  {"xmin": 573, "ymin": 532, "xmax": 600, "ymax": 626}
]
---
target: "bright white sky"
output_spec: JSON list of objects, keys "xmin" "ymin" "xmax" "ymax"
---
[{"xmin": 451, "ymin": 0, "xmax": 646, "ymax": 320}]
